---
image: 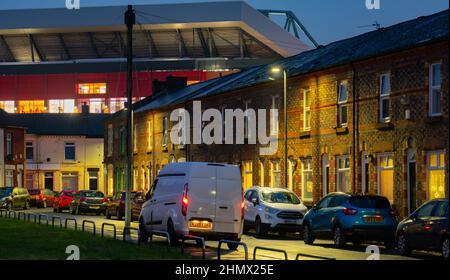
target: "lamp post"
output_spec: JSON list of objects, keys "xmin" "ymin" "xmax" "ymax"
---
[{"xmin": 270, "ymin": 67, "xmax": 288, "ymax": 189}]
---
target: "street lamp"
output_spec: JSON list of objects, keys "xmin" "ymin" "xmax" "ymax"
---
[{"xmin": 270, "ymin": 66, "xmax": 288, "ymax": 190}]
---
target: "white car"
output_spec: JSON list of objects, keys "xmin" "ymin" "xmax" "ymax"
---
[
  {"xmin": 138, "ymin": 162, "xmax": 244, "ymax": 249},
  {"xmin": 243, "ymin": 186, "xmax": 308, "ymax": 237}
]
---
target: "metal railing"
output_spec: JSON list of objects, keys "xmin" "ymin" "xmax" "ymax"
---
[
  {"xmin": 101, "ymin": 223, "xmax": 117, "ymax": 240},
  {"xmin": 82, "ymin": 220, "xmax": 96, "ymax": 235},
  {"xmin": 217, "ymin": 240, "xmax": 249, "ymax": 260},
  {"xmin": 8, "ymin": 210, "xmax": 16, "ymax": 219},
  {"xmin": 17, "ymin": 212, "xmax": 26, "ymax": 221},
  {"xmin": 51, "ymin": 216, "xmax": 62, "ymax": 228},
  {"xmin": 27, "ymin": 213, "xmax": 37, "ymax": 223},
  {"xmin": 181, "ymin": 235, "xmax": 206, "ymax": 260},
  {"xmin": 0, "ymin": 209, "xmax": 6, "ymax": 217},
  {"xmin": 149, "ymin": 230, "xmax": 171, "ymax": 247},
  {"xmin": 295, "ymin": 253, "xmax": 336, "ymax": 260},
  {"xmin": 65, "ymin": 218, "xmax": 78, "ymax": 231},
  {"xmin": 253, "ymin": 246, "xmax": 288, "ymax": 260},
  {"xmin": 38, "ymin": 214, "xmax": 49, "ymax": 225}
]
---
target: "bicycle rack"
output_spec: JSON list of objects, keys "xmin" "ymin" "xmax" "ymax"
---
[
  {"xmin": 27, "ymin": 213, "xmax": 37, "ymax": 223},
  {"xmin": 82, "ymin": 220, "xmax": 96, "ymax": 235},
  {"xmin": 101, "ymin": 223, "xmax": 117, "ymax": 240},
  {"xmin": 181, "ymin": 235, "xmax": 206, "ymax": 260},
  {"xmin": 217, "ymin": 240, "xmax": 249, "ymax": 260},
  {"xmin": 149, "ymin": 230, "xmax": 171, "ymax": 247},
  {"xmin": 17, "ymin": 212, "xmax": 26, "ymax": 220},
  {"xmin": 123, "ymin": 227, "xmax": 139, "ymax": 245},
  {"xmin": 0, "ymin": 209, "xmax": 6, "ymax": 217},
  {"xmin": 51, "ymin": 216, "xmax": 62, "ymax": 228},
  {"xmin": 38, "ymin": 214, "xmax": 49, "ymax": 225},
  {"xmin": 295, "ymin": 253, "xmax": 336, "ymax": 260},
  {"xmin": 8, "ymin": 210, "xmax": 16, "ymax": 219},
  {"xmin": 65, "ymin": 218, "xmax": 78, "ymax": 231},
  {"xmin": 253, "ymin": 246, "xmax": 288, "ymax": 260}
]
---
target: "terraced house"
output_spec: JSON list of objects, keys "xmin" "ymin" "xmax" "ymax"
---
[{"xmin": 104, "ymin": 10, "xmax": 449, "ymax": 217}]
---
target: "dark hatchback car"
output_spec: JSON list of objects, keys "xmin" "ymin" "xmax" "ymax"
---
[
  {"xmin": 396, "ymin": 199, "xmax": 448, "ymax": 260},
  {"xmin": 0, "ymin": 187, "xmax": 30, "ymax": 210},
  {"xmin": 106, "ymin": 191, "xmax": 144, "ymax": 221},
  {"xmin": 303, "ymin": 193, "xmax": 398, "ymax": 248},
  {"xmin": 70, "ymin": 190, "xmax": 108, "ymax": 215}
]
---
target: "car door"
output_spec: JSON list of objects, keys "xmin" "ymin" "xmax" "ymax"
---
[
  {"xmin": 322, "ymin": 195, "xmax": 348, "ymax": 234},
  {"xmin": 311, "ymin": 196, "xmax": 333, "ymax": 233},
  {"xmin": 132, "ymin": 193, "xmax": 144, "ymax": 220},
  {"xmin": 12, "ymin": 188, "xmax": 21, "ymax": 208},
  {"xmin": 244, "ymin": 190, "xmax": 254, "ymax": 222},
  {"xmin": 142, "ymin": 179, "xmax": 159, "ymax": 230},
  {"xmin": 428, "ymin": 201, "xmax": 449, "ymax": 249},
  {"xmin": 406, "ymin": 201, "xmax": 437, "ymax": 249}
]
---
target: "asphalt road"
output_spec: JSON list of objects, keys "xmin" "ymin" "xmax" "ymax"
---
[{"xmin": 12, "ymin": 207, "xmax": 442, "ymax": 260}]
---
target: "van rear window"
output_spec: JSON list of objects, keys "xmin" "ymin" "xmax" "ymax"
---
[{"xmin": 349, "ymin": 196, "xmax": 390, "ymax": 209}]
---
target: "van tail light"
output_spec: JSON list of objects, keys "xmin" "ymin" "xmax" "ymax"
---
[
  {"xmin": 240, "ymin": 199, "xmax": 245, "ymax": 221},
  {"xmin": 181, "ymin": 183, "xmax": 189, "ymax": 217},
  {"xmin": 343, "ymin": 208, "xmax": 357, "ymax": 215}
]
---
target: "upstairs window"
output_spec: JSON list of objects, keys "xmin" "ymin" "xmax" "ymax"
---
[
  {"xmin": 26, "ymin": 141, "xmax": 34, "ymax": 161},
  {"xmin": 77, "ymin": 83, "xmax": 107, "ymax": 95},
  {"xmin": 303, "ymin": 89, "xmax": 311, "ymax": 131},
  {"xmin": 270, "ymin": 96, "xmax": 279, "ymax": 136},
  {"xmin": 147, "ymin": 120, "xmax": 153, "ymax": 151},
  {"xmin": 379, "ymin": 73, "xmax": 391, "ymax": 122},
  {"xmin": 6, "ymin": 133, "xmax": 12, "ymax": 156},
  {"xmin": 338, "ymin": 81, "xmax": 348, "ymax": 127},
  {"xmin": 64, "ymin": 142, "xmax": 76, "ymax": 161},
  {"xmin": 429, "ymin": 63, "xmax": 442, "ymax": 116}
]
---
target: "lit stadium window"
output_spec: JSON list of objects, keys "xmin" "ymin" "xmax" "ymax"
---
[{"xmin": 77, "ymin": 83, "xmax": 107, "ymax": 95}]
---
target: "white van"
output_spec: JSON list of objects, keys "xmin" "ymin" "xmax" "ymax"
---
[{"xmin": 138, "ymin": 162, "xmax": 244, "ymax": 249}]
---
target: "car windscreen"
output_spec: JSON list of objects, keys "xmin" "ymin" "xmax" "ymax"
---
[
  {"xmin": 260, "ymin": 191, "xmax": 301, "ymax": 205},
  {"xmin": 0, "ymin": 188, "xmax": 13, "ymax": 196},
  {"xmin": 83, "ymin": 192, "xmax": 104, "ymax": 198},
  {"xmin": 349, "ymin": 196, "xmax": 390, "ymax": 209}
]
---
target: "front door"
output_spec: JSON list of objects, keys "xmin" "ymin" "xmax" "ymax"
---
[
  {"xmin": 44, "ymin": 172, "xmax": 54, "ymax": 190},
  {"xmin": 408, "ymin": 162, "xmax": 416, "ymax": 214}
]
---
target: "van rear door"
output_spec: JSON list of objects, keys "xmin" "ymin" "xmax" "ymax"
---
[
  {"xmin": 214, "ymin": 165, "xmax": 242, "ymax": 234},
  {"xmin": 187, "ymin": 164, "xmax": 217, "ymax": 223}
]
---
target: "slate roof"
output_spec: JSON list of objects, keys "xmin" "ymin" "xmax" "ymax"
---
[
  {"xmin": 0, "ymin": 110, "xmax": 108, "ymax": 138},
  {"xmin": 134, "ymin": 9, "xmax": 448, "ymax": 114}
]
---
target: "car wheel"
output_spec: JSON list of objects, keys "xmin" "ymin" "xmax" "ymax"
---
[
  {"xmin": 227, "ymin": 241, "xmax": 239, "ymax": 250},
  {"xmin": 397, "ymin": 233, "xmax": 410, "ymax": 256},
  {"xmin": 138, "ymin": 218, "xmax": 149, "ymax": 244},
  {"xmin": 255, "ymin": 216, "xmax": 267, "ymax": 237},
  {"xmin": 53, "ymin": 207, "xmax": 57, "ymax": 213},
  {"xmin": 6, "ymin": 202, "xmax": 12, "ymax": 211},
  {"xmin": 167, "ymin": 219, "xmax": 178, "ymax": 246},
  {"xmin": 105, "ymin": 208, "xmax": 111, "ymax": 219},
  {"xmin": 58, "ymin": 206, "xmax": 62, "ymax": 213},
  {"xmin": 116, "ymin": 208, "xmax": 122, "ymax": 220},
  {"xmin": 24, "ymin": 201, "xmax": 30, "ymax": 210},
  {"xmin": 70, "ymin": 205, "xmax": 75, "ymax": 215},
  {"xmin": 303, "ymin": 223, "xmax": 315, "ymax": 245},
  {"xmin": 442, "ymin": 236, "xmax": 449, "ymax": 260},
  {"xmin": 333, "ymin": 226, "xmax": 347, "ymax": 248}
]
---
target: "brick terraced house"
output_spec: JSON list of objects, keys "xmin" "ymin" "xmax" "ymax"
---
[{"xmin": 104, "ymin": 10, "xmax": 449, "ymax": 217}]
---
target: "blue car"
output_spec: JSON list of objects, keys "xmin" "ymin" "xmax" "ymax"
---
[{"xmin": 303, "ymin": 193, "xmax": 398, "ymax": 248}]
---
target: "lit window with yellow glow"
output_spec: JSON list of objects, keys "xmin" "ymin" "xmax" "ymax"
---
[
  {"xmin": 427, "ymin": 151, "xmax": 446, "ymax": 199},
  {"xmin": 378, "ymin": 154, "xmax": 394, "ymax": 203},
  {"xmin": 77, "ymin": 83, "xmax": 107, "ymax": 95},
  {"xmin": 18, "ymin": 100, "xmax": 45, "ymax": 113},
  {"xmin": 243, "ymin": 161, "xmax": 253, "ymax": 190}
]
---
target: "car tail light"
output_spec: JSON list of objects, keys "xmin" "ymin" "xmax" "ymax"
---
[
  {"xmin": 240, "ymin": 199, "xmax": 245, "ymax": 221},
  {"xmin": 181, "ymin": 183, "xmax": 189, "ymax": 217},
  {"xmin": 343, "ymin": 208, "xmax": 358, "ymax": 215},
  {"xmin": 102, "ymin": 198, "xmax": 109, "ymax": 203}
]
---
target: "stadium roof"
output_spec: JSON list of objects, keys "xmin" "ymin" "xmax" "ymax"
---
[{"xmin": 0, "ymin": 1, "xmax": 310, "ymax": 74}]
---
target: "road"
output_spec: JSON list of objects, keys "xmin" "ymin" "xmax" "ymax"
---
[{"xmin": 12, "ymin": 208, "xmax": 441, "ymax": 260}]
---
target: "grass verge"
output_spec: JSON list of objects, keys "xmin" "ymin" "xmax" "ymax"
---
[{"xmin": 0, "ymin": 217, "xmax": 193, "ymax": 260}]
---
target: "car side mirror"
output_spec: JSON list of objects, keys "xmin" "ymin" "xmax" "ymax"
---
[{"xmin": 251, "ymin": 197, "xmax": 258, "ymax": 206}]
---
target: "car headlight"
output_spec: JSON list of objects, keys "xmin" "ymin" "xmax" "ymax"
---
[{"xmin": 264, "ymin": 206, "xmax": 278, "ymax": 215}]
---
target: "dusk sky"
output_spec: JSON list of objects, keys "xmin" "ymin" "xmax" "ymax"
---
[{"xmin": 0, "ymin": 0, "xmax": 448, "ymax": 45}]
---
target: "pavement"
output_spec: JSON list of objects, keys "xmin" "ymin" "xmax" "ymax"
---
[{"xmin": 8, "ymin": 207, "xmax": 442, "ymax": 260}]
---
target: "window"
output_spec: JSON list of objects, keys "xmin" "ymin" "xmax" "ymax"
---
[
  {"xmin": 379, "ymin": 73, "xmax": 391, "ymax": 122},
  {"xmin": 378, "ymin": 154, "xmax": 394, "ymax": 203},
  {"xmin": 259, "ymin": 160, "xmax": 265, "ymax": 187},
  {"xmin": 26, "ymin": 141, "xmax": 34, "ymax": 161},
  {"xmin": 338, "ymin": 81, "xmax": 348, "ymax": 126},
  {"xmin": 434, "ymin": 201, "xmax": 449, "ymax": 218},
  {"xmin": 109, "ymin": 98, "xmax": 127, "ymax": 113},
  {"xmin": 303, "ymin": 89, "xmax": 311, "ymax": 131},
  {"xmin": 429, "ymin": 63, "xmax": 442, "ymax": 116},
  {"xmin": 133, "ymin": 123, "xmax": 138, "ymax": 153},
  {"xmin": 242, "ymin": 161, "xmax": 253, "ymax": 190},
  {"xmin": 64, "ymin": 142, "xmax": 76, "ymax": 161},
  {"xmin": 0, "ymin": 101, "xmax": 15, "ymax": 113},
  {"xmin": 119, "ymin": 127, "xmax": 126, "ymax": 155},
  {"xmin": 107, "ymin": 124, "xmax": 113, "ymax": 157},
  {"xmin": 6, "ymin": 133, "xmax": 12, "ymax": 156},
  {"xmin": 415, "ymin": 201, "xmax": 437, "ymax": 218},
  {"xmin": 89, "ymin": 98, "xmax": 104, "ymax": 113},
  {"xmin": 18, "ymin": 100, "xmax": 45, "ymax": 113},
  {"xmin": 62, "ymin": 172, "xmax": 78, "ymax": 191},
  {"xmin": 271, "ymin": 161, "xmax": 281, "ymax": 188},
  {"xmin": 162, "ymin": 116, "xmax": 168, "ymax": 147},
  {"xmin": 48, "ymin": 99, "xmax": 75, "ymax": 113},
  {"xmin": 302, "ymin": 159, "xmax": 313, "ymax": 202},
  {"xmin": 5, "ymin": 170, "xmax": 13, "ymax": 187},
  {"xmin": 77, "ymin": 83, "xmax": 107, "ymax": 95},
  {"xmin": 89, "ymin": 172, "xmax": 99, "ymax": 191},
  {"xmin": 270, "ymin": 96, "xmax": 279, "ymax": 136},
  {"xmin": 427, "ymin": 151, "xmax": 446, "ymax": 199},
  {"xmin": 337, "ymin": 156, "xmax": 350, "ymax": 193},
  {"xmin": 147, "ymin": 120, "xmax": 153, "ymax": 151}
]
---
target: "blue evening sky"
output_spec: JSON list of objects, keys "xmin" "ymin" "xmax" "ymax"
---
[{"xmin": 0, "ymin": 0, "xmax": 448, "ymax": 45}]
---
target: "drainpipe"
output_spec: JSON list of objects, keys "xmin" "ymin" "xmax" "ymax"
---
[{"xmin": 351, "ymin": 63, "xmax": 357, "ymax": 194}]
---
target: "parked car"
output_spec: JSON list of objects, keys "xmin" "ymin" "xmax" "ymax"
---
[
  {"xmin": 29, "ymin": 189, "xmax": 56, "ymax": 208},
  {"xmin": 303, "ymin": 193, "xmax": 398, "ymax": 248},
  {"xmin": 0, "ymin": 187, "xmax": 30, "ymax": 210},
  {"xmin": 70, "ymin": 190, "xmax": 108, "ymax": 215},
  {"xmin": 396, "ymin": 199, "xmax": 448, "ymax": 260},
  {"xmin": 105, "ymin": 191, "xmax": 144, "ymax": 221},
  {"xmin": 53, "ymin": 190, "xmax": 76, "ymax": 213},
  {"xmin": 243, "ymin": 186, "xmax": 307, "ymax": 237},
  {"xmin": 138, "ymin": 162, "xmax": 244, "ymax": 249}
]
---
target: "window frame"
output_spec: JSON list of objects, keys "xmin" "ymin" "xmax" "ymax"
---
[
  {"xmin": 377, "ymin": 153, "xmax": 394, "ymax": 202},
  {"xmin": 426, "ymin": 150, "xmax": 446, "ymax": 200},
  {"xmin": 162, "ymin": 116, "xmax": 169, "ymax": 147},
  {"xmin": 64, "ymin": 142, "xmax": 76, "ymax": 161},
  {"xmin": 6, "ymin": 132, "xmax": 12, "ymax": 156},
  {"xmin": 270, "ymin": 95, "xmax": 279, "ymax": 136},
  {"xmin": 303, "ymin": 88, "xmax": 311, "ymax": 131},
  {"xmin": 336, "ymin": 155, "xmax": 350, "ymax": 193},
  {"xmin": 26, "ymin": 141, "xmax": 34, "ymax": 161},
  {"xmin": 337, "ymin": 81, "xmax": 348, "ymax": 127},
  {"xmin": 379, "ymin": 73, "xmax": 391, "ymax": 123},
  {"xmin": 301, "ymin": 158, "xmax": 313, "ymax": 202},
  {"xmin": 429, "ymin": 62, "xmax": 442, "ymax": 117}
]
